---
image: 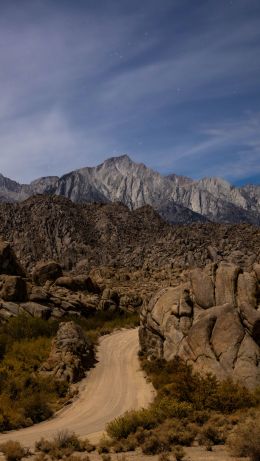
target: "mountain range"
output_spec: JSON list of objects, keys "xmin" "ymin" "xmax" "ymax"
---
[{"xmin": 0, "ymin": 155, "xmax": 259, "ymax": 225}]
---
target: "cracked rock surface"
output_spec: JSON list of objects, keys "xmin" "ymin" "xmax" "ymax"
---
[{"xmin": 139, "ymin": 261, "xmax": 260, "ymax": 388}]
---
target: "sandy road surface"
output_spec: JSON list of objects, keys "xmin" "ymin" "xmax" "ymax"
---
[{"xmin": 0, "ymin": 328, "xmax": 155, "ymax": 448}]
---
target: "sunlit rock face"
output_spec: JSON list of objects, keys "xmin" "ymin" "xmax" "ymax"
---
[
  {"xmin": 0, "ymin": 155, "xmax": 259, "ymax": 224},
  {"xmin": 140, "ymin": 261, "xmax": 260, "ymax": 389}
]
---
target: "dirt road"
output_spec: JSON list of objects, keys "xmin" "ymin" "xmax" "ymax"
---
[{"xmin": 0, "ymin": 328, "xmax": 155, "ymax": 448}]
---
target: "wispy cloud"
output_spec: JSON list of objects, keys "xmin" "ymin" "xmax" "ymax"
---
[
  {"xmin": 156, "ymin": 113, "xmax": 260, "ymax": 182},
  {"xmin": 0, "ymin": 0, "xmax": 259, "ymax": 183}
]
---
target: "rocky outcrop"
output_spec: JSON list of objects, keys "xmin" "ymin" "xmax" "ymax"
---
[
  {"xmin": 32, "ymin": 261, "xmax": 63, "ymax": 286},
  {"xmin": 0, "ymin": 275, "xmax": 27, "ymax": 302},
  {"xmin": 0, "ymin": 239, "xmax": 139, "ymax": 322},
  {"xmin": 0, "ymin": 155, "xmax": 259, "ymax": 225},
  {"xmin": 140, "ymin": 261, "xmax": 260, "ymax": 388},
  {"xmin": 0, "ymin": 195, "xmax": 259, "ymax": 274},
  {"xmin": 40, "ymin": 321, "xmax": 92, "ymax": 383},
  {"xmin": 0, "ymin": 241, "xmax": 25, "ymax": 276}
]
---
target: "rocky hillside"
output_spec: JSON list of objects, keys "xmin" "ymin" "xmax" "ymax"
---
[
  {"xmin": 0, "ymin": 195, "xmax": 259, "ymax": 273},
  {"xmin": 0, "ymin": 155, "xmax": 259, "ymax": 225}
]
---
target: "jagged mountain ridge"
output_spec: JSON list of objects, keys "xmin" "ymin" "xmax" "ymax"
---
[{"xmin": 0, "ymin": 155, "xmax": 259, "ymax": 224}]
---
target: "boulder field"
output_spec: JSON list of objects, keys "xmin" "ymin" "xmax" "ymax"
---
[
  {"xmin": 140, "ymin": 261, "xmax": 260, "ymax": 388},
  {"xmin": 0, "ymin": 240, "xmax": 140, "ymax": 322}
]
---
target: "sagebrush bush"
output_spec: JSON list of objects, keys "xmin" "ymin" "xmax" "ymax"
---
[
  {"xmin": 101, "ymin": 454, "xmax": 111, "ymax": 461},
  {"xmin": 142, "ymin": 356, "xmax": 256, "ymax": 414},
  {"xmin": 97, "ymin": 436, "xmax": 112, "ymax": 454},
  {"xmin": 106, "ymin": 408, "xmax": 156, "ymax": 439},
  {"xmin": 35, "ymin": 430, "xmax": 91, "ymax": 458},
  {"xmin": 158, "ymin": 453, "xmax": 171, "ymax": 461},
  {"xmin": 0, "ymin": 441, "xmax": 27, "ymax": 461},
  {"xmin": 227, "ymin": 413, "xmax": 260, "ymax": 461},
  {"xmin": 141, "ymin": 433, "xmax": 169, "ymax": 455},
  {"xmin": 172, "ymin": 445, "xmax": 185, "ymax": 461}
]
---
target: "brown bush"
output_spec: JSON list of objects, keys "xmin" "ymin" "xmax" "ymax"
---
[
  {"xmin": 227, "ymin": 414, "xmax": 260, "ymax": 461},
  {"xmin": 0, "ymin": 441, "xmax": 27, "ymax": 461}
]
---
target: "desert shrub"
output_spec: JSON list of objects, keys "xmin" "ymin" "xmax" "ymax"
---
[
  {"xmin": 35, "ymin": 431, "xmax": 89, "ymax": 460},
  {"xmin": 198, "ymin": 422, "xmax": 223, "ymax": 446},
  {"xmin": 97, "ymin": 436, "xmax": 112, "ymax": 454},
  {"xmin": 0, "ymin": 441, "xmax": 27, "ymax": 461},
  {"xmin": 23, "ymin": 393, "xmax": 53, "ymax": 422},
  {"xmin": 134, "ymin": 427, "xmax": 147, "ymax": 444},
  {"xmin": 53, "ymin": 430, "xmax": 82, "ymax": 450},
  {"xmin": 65, "ymin": 456, "xmax": 90, "ymax": 461},
  {"xmin": 34, "ymin": 454, "xmax": 49, "ymax": 461},
  {"xmin": 141, "ymin": 433, "xmax": 170, "ymax": 454},
  {"xmin": 115, "ymin": 456, "xmax": 127, "ymax": 461},
  {"xmin": 227, "ymin": 415, "xmax": 260, "ymax": 461},
  {"xmin": 0, "ymin": 337, "xmax": 69, "ymax": 431},
  {"xmin": 68, "ymin": 311, "xmax": 139, "ymax": 345},
  {"xmin": 101, "ymin": 455, "xmax": 111, "ymax": 461},
  {"xmin": 154, "ymin": 397, "xmax": 193, "ymax": 419},
  {"xmin": 158, "ymin": 453, "xmax": 171, "ymax": 461},
  {"xmin": 141, "ymin": 356, "xmax": 257, "ymax": 414},
  {"xmin": 172, "ymin": 445, "xmax": 185, "ymax": 461},
  {"xmin": 113, "ymin": 434, "xmax": 137, "ymax": 453},
  {"xmin": 82, "ymin": 439, "xmax": 95, "ymax": 453},
  {"xmin": 106, "ymin": 408, "xmax": 156, "ymax": 440},
  {"xmin": 0, "ymin": 315, "xmax": 58, "ymax": 345},
  {"xmin": 35, "ymin": 438, "xmax": 53, "ymax": 453}
]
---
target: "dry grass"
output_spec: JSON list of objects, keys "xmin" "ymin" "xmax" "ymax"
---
[{"xmin": 0, "ymin": 441, "xmax": 28, "ymax": 461}]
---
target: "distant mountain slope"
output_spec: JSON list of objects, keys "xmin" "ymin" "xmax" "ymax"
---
[
  {"xmin": 0, "ymin": 195, "xmax": 259, "ymax": 271},
  {"xmin": 0, "ymin": 155, "xmax": 259, "ymax": 224}
]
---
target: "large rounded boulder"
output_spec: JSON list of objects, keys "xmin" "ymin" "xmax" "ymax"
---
[
  {"xmin": 140, "ymin": 261, "xmax": 260, "ymax": 389},
  {"xmin": 32, "ymin": 260, "xmax": 63, "ymax": 286}
]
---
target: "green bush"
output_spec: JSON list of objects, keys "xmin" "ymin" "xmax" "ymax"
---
[
  {"xmin": 0, "ymin": 337, "xmax": 68, "ymax": 431},
  {"xmin": 141, "ymin": 356, "xmax": 257, "ymax": 413},
  {"xmin": 154, "ymin": 397, "xmax": 193, "ymax": 419},
  {"xmin": 106, "ymin": 408, "xmax": 156, "ymax": 439},
  {"xmin": 0, "ymin": 315, "xmax": 58, "ymax": 344}
]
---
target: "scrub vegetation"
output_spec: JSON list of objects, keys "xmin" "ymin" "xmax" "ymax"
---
[{"xmin": 106, "ymin": 356, "xmax": 260, "ymax": 455}]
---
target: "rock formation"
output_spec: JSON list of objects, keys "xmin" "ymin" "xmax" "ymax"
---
[
  {"xmin": 0, "ymin": 239, "xmax": 143, "ymax": 322},
  {"xmin": 0, "ymin": 195, "xmax": 259, "ymax": 274},
  {"xmin": 40, "ymin": 321, "xmax": 92, "ymax": 383},
  {"xmin": 0, "ymin": 155, "xmax": 259, "ymax": 225},
  {"xmin": 32, "ymin": 261, "xmax": 63, "ymax": 286},
  {"xmin": 139, "ymin": 261, "xmax": 260, "ymax": 388}
]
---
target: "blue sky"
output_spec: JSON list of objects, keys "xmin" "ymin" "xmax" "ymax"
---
[{"xmin": 0, "ymin": 0, "xmax": 259, "ymax": 185}]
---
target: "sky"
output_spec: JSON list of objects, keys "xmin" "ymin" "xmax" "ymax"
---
[{"xmin": 0, "ymin": 0, "xmax": 260, "ymax": 185}]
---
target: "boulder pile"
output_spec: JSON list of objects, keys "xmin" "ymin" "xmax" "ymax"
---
[
  {"xmin": 140, "ymin": 261, "xmax": 260, "ymax": 388},
  {"xmin": 0, "ymin": 240, "xmax": 141, "ymax": 322},
  {"xmin": 40, "ymin": 321, "xmax": 92, "ymax": 383}
]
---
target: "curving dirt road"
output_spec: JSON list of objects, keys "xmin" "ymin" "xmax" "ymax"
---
[{"xmin": 0, "ymin": 328, "xmax": 155, "ymax": 447}]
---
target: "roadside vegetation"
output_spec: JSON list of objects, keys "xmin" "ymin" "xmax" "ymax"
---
[
  {"xmin": 106, "ymin": 356, "xmax": 260, "ymax": 456},
  {"xmin": 0, "ymin": 315, "xmax": 66, "ymax": 431},
  {"xmin": 0, "ymin": 310, "xmax": 139, "ymax": 432},
  {"xmin": 71, "ymin": 310, "xmax": 139, "ymax": 344}
]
